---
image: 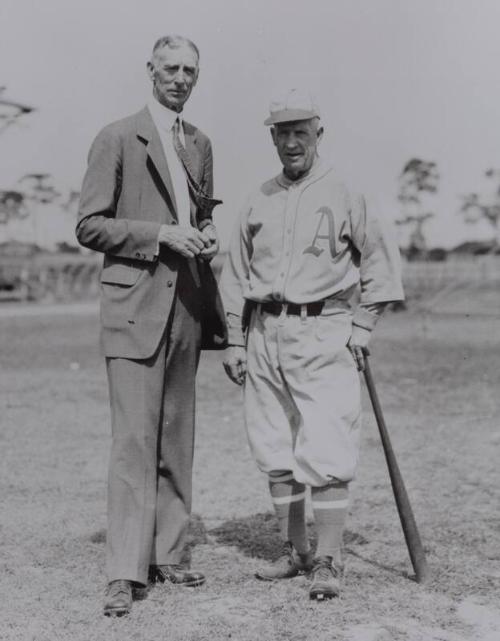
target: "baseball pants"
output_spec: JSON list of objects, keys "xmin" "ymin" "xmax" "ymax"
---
[{"xmin": 244, "ymin": 305, "xmax": 361, "ymax": 487}]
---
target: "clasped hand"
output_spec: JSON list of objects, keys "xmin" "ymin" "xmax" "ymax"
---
[{"xmin": 158, "ymin": 224, "xmax": 219, "ymax": 260}]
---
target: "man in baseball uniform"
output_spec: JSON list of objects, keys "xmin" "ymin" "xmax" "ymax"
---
[{"xmin": 219, "ymin": 89, "xmax": 404, "ymax": 600}]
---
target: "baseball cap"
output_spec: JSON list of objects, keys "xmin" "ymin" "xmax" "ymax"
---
[{"xmin": 264, "ymin": 88, "xmax": 320, "ymax": 126}]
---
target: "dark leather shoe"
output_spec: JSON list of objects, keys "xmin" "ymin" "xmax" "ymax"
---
[
  {"xmin": 150, "ymin": 564, "xmax": 205, "ymax": 587},
  {"xmin": 103, "ymin": 580, "xmax": 147, "ymax": 616},
  {"xmin": 255, "ymin": 541, "xmax": 313, "ymax": 581},
  {"xmin": 103, "ymin": 580, "xmax": 132, "ymax": 617}
]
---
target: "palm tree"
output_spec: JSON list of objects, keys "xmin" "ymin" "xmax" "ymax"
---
[
  {"xmin": 19, "ymin": 173, "xmax": 61, "ymax": 204},
  {"xmin": 397, "ymin": 158, "xmax": 439, "ymax": 259},
  {"xmin": 460, "ymin": 169, "xmax": 500, "ymax": 249}
]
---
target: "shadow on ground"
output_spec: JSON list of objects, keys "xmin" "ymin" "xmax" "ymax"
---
[
  {"xmin": 88, "ymin": 513, "xmax": 407, "ymax": 580},
  {"xmin": 208, "ymin": 512, "xmax": 369, "ymax": 561}
]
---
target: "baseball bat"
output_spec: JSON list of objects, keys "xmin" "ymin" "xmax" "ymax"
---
[{"xmin": 362, "ymin": 349, "xmax": 429, "ymax": 583}]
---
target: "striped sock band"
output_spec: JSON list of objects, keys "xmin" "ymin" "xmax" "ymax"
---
[
  {"xmin": 311, "ymin": 481, "xmax": 349, "ymax": 563},
  {"xmin": 268, "ymin": 471, "xmax": 309, "ymax": 554}
]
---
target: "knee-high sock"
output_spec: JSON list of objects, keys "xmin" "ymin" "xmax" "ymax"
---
[
  {"xmin": 311, "ymin": 481, "xmax": 349, "ymax": 564},
  {"xmin": 268, "ymin": 471, "xmax": 309, "ymax": 554}
]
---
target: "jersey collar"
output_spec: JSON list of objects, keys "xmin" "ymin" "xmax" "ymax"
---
[{"xmin": 276, "ymin": 157, "xmax": 332, "ymax": 189}]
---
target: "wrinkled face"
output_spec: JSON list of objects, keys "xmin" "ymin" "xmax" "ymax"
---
[
  {"xmin": 271, "ymin": 118, "xmax": 323, "ymax": 180},
  {"xmin": 147, "ymin": 44, "xmax": 199, "ymax": 112}
]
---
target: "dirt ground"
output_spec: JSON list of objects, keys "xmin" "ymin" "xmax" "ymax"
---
[{"xmin": 0, "ymin": 305, "xmax": 499, "ymax": 641}]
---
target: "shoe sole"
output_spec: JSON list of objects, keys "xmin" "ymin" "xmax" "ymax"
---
[
  {"xmin": 154, "ymin": 576, "xmax": 206, "ymax": 588},
  {"xmin": 255, "ymin": 572, "xmax": 275, "ymax": 581},
  {"xmin": 254, "ymin": 571, "xmax": 299, "ymax": 581},
  {"xmin": 178, "ymin": 578, "xmax": 205, "ymax": 587},
  {"xmin": 309, "ymin": 589, "xmax": 339, "ymax": 601},
  {"xmin": 103, "ymin": 606, "xmax": 130, "ymax": 617}
]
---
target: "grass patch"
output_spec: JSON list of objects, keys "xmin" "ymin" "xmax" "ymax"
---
[{"xmin": 1, "ymin": 308, "xmax": 499, "ymax": 640}]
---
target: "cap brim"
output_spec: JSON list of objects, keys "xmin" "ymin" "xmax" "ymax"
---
[{"xmin": 264, "ymin": 108, "xmax": 319, "ymax": 126}]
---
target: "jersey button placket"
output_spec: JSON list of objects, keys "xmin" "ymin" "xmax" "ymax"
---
[{"xmin": 278, "ymin": 186, "xmax": 300, "ymax": 301}]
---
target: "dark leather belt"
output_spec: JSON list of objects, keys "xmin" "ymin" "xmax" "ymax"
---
[{"xmin": 259, "ymin": 301, "xmax": 325, "ymax": 316}]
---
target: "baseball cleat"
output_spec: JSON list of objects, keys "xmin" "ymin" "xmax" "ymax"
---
[
  {"xmin": 255, "ymin": 541, "xmax": 313, "ymax": 581},
  {"xmin": 309, "ymin": 556, "xmax": 341, "ymax": 600}
]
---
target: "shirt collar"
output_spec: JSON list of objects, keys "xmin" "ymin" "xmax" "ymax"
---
[
  {"xmin": 147, "ymin": 95, "xmax": 182, "ymax": 133},
  {"xmin": 276, "ymin": 157, "xmax": 331, "ymax": 189}
]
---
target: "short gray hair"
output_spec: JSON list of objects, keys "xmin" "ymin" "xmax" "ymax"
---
[{"xmin": 152, "ymin": 35, "xmax": 199, "ymax": 62}]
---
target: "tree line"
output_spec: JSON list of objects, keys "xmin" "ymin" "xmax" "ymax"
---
[
  {"xmin": 397, "ymin": 158, "xmax": 500, "ymax": 260},
  {"xmin": 2, "ymin": 87, "xmax": 500, "ymax": 257}
]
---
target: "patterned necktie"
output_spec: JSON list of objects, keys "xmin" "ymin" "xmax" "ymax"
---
[{"xmin": 172, "ymin": 118, "xmax": 222, "ymax": 216}]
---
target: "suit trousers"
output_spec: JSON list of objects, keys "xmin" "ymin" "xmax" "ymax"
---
[{"xmin": 105, "ymin": 259, "xmax": 202, "ymax": 585}]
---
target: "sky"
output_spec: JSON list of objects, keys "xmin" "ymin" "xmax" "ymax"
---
[{"xmin": 1, "ymin": 0, "xmax": 500, "ymax": 248}]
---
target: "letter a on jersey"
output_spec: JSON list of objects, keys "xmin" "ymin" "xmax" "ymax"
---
[{"xmin": 303, "ymin": 206, "xmax": 348, "ymax": 262}]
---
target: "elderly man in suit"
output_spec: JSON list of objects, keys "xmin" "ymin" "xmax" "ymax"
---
[{"xmin": 76, "ymin": 34, "xmax": 226, "ymax": 617}]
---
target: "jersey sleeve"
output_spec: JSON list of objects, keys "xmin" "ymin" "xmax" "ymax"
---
[
  {"xmin": 219, "ymin": 195, "xmax": 254, "ymax": 346},
  {"xmin": 349, "ymin": 193, "xmax": 405, "ymax": 310}
]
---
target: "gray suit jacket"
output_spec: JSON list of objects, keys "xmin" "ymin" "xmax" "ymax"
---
[{"xmin": 76, "ymin": 107, "xmax": 226, "ymax": 358}]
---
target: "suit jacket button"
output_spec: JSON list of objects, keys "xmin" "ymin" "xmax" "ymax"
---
[{"xmin": 167, "ymin": 280, "xmax": 173, "ymax": 287}]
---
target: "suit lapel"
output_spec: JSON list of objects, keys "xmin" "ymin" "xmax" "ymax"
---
[{"xmin": 136, "ymin": 107, "xmax": 178, "ymax": 219}]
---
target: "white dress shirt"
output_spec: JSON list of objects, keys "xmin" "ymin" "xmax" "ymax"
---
[{"xmin": 147, "ymin": 97, "xmax": 192, "ymax": 227}]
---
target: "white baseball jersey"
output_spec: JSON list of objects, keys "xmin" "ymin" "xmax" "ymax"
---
[{"xmin": 220, "ymin": 159, "xmax": 404, "ymax": 345}]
